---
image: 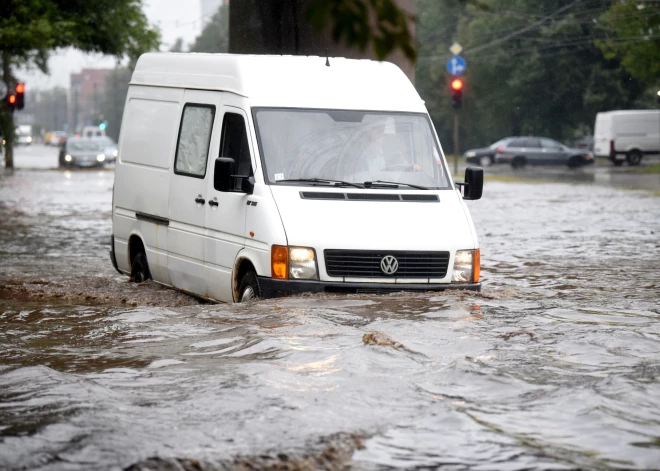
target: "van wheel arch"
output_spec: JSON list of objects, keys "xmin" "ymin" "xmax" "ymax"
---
[
  {"xmin": 128, "ymin": 235, "xmax": 151, "ymax": 282},
  {"xmin": 234, "ymin": 258, "xmax": 259, "ymax": 302}
]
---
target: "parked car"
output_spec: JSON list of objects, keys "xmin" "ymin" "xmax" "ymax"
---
[
  {"xmin": 575, "ymin": 135, "xmax": 594, "ymax": 151},
  {"xmin": 594, "ymin": 110, "xmax": 660, "ymax": 166},
  {"xmin": 495, "ymin": 137, "xmax": 594, "ymax": 169},
  {"xmin": 464, "ymin": 137, "xmax": 514, "ymax": 166},
  {"xmin": 110, "ymin": 53, "xmax": 485, "ymax": 304},
  {"xmin": 58, "ymin": 138, "xmax": 109, "ymax": 168}
]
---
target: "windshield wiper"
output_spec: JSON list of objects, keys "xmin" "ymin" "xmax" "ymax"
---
[
  {"xmin": 363, "ymin": 180, "xmax": 430, "ymax": 190},
  {"xmin": 275, "ymin": 178, "xmax": 363, "ymax": 188}
]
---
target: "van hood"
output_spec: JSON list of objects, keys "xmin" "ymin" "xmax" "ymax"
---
[{"xmin": 269, "ymin": 186, "xmax": 476, "ymax": 251}]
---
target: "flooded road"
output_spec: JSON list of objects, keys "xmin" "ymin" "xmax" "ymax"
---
[{"xmin": 1, "ymin": 166, "xmax": 659, "ymax": 470}]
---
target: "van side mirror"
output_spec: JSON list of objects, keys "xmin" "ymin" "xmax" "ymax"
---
[
  {"xmin": 214, "ymin": 157, "xmax": 255, "ymax": 194},
  {"xmin": 462, "ymin": 167, "xmax": 483, "ymax": 200},
  {"xmin": 214, "ymin": 157, "xmax": 234, "ymax": 192}
]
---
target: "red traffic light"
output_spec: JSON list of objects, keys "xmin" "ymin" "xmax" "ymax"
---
[
  {"xmin": 451, "ymin": 79, "xmax": 464, "ymax": 91},
  {"xmin": 15, "ymin": 83, "xmax": 25, "ymax": 94},
  {"xmin": 8, "ymin": 94, "xmax": 16, "ymax": 105}
]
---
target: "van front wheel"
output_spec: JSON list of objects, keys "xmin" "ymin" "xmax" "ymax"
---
[
  {"xmin": 238, "ymin": 271, "xmax": 260, "ymax": 302},
  {"xmin": 130, "ymin": 252, "xmax": 151, "ymax": 283}
]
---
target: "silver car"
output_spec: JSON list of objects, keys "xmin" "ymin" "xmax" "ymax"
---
[{"xmin": 495, "ymin": 137, "xmax": 594, "ymax": 169}]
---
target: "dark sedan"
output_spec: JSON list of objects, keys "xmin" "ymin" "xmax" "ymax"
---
[
  {"xmin": 494, "ymin": 137, "xmax": 594, "ymax": 169},
  {"xmin": 464, "ymin": 137, "xmax": 514, "ymax": 166}
]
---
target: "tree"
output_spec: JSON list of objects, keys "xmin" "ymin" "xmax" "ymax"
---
[
  {"xmin": 306, "ymin": 0, "xmax": 416, "ymax": 61},
  {"xmin": 597, "ymin": 0, "xmax": 660, "ymax": 85},
  {"xmin": 190, "ymin": 5, "xmax": 229, "ymax": 53},
  {"xmin": 169, "ymin": 37, "xmax": 185, "ymax": 53},
  {"xmin": 415, "ymin": 0, "xmax": 650, "ymax": 152},
  {"xmin": 1, "ymin": 0, "xmax": 159, "ymax": 168}
]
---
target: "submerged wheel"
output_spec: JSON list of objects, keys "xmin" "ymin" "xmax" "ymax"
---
[
  {"xmin": 130, "ymin": 252, "xmax": 151, "ymax": 283},
  {"xmin": 567, "ymin": 156, "xmax": 583, "ymax": 169},
  {"xmin": 626, "ymin": 150, "xmax": 643, "ymax": 166},
  {"xmin": 511, "ymin": 156, "xmax": 527, "ymax": 169},
  {"xmin": 238, "ymin": 270, "xmax": 260, "ymax": 302}
]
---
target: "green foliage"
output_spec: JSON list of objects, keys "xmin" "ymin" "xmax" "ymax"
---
[
  {"xmin": 596, "ymin": 0, "xmax": 660, "ymax": 83},
  {"xmin": 306, "ymin": 0, "xmax": 416, "ymax": 61},
  {"xmin": 416, "ymin": 0, "xmax": 655, "ymax": 152},
  {"xmin": 190, "ymin": 5, "xmax": 229, "ymax": 53},
  {"xmin": 1, "ymin": 0, "xmax": 159, "ymax": 167},
  {"xmin": 1, "ymin": 0, "xmax": 159, "ymax": 71}
]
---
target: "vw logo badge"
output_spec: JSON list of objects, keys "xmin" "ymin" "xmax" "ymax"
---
[{"xmin": 380, "ymin": 255, "xmax": 399, "ymax": 275}]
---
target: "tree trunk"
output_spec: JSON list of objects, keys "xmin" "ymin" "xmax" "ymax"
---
[{"xmin": 2, "ymin": 51, "xmax": 14, "ymax": 169}]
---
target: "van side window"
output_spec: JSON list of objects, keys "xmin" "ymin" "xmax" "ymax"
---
[
  {"xmin": 219, "ymin": 113, "xmax": 252, "ymax": 190},
  {"xmin": 174, "ymin": 104, "xmax": 215, "ymax": 178}
]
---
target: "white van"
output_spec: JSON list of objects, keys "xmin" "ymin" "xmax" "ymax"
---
[
  {"xmin": 83, "ymin": 126, "xmax": 106, "ymax": 139},
  {"xmin": 594, "ymin": 110, "xmax": 660, "ymax": 166},
  {"xmin": 110, "ymin": 53, "xmax": 484, "ymax": 303}
]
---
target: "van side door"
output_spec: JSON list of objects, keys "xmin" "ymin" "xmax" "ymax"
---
[
  {"xmin": 204, "ymin": 104, "xmax": 253, "ymax": 302},
  {"xmin": 167, "ymin": 90, "xmax": 222, "ymax": 297}
]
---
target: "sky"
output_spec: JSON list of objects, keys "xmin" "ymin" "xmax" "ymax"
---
[{"xmin": 18, "ymin": 0, "xmax": 203, "ymax": 90}]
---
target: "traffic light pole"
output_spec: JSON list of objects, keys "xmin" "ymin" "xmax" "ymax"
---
[
  {"xmin": 453, "ymin": 109, "xmax": 459, "ymax": 177},
  {"xmin": 2, "ymin": 51, "xmax": 14, "ymax": 169}
]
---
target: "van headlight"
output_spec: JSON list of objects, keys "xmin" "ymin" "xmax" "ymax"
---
[
  {"xmin": 452, "ymin": 249, "xmax": 480, "ymax": 283},
  {"xmin": 65, "ymin": 154, "xmax": 72, "ymax": 162},
  {"xmin": 271, "ymin": 245, "xmax": 319, "ymax": 280},
  {"xmin": 26, "ymin": 136, "xmax": 32, "ymax": 143},
  {"xmin": 289, "ymin": 247, "xmax": 318, "ymax": 280},
  {"xmin": 97, "ymin": 154, "xmax": 106, "ymax": 162},
  {"xmin": 113, "ymin": 149, "xmax": 118, "ymax": 157}
]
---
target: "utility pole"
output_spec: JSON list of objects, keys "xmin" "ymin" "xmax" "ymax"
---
[
  {"xmin": 2, "ymin": 51, "xmax": 14, "ymax": 169},
  {"xmin": 453, "ymin": 110, "xmax": 459, "ymax": 176},
  {"xmin": 450, "ymin": 78, "xmax": 464, "ymax": 176}
]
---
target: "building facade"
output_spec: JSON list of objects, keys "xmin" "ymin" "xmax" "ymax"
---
[{"xmin": 69, "ymin": 68, "xmax": 112, "ymax": 133}]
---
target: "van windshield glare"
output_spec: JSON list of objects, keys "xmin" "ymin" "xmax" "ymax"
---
[{"xmin": 253, "ymin": 109, "xmax": 451, "ymax": 189}]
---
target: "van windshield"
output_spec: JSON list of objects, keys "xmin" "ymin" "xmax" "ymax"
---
[{"xmin": 253, "ymin": 109, "xmax": 451, "ymax": 189}]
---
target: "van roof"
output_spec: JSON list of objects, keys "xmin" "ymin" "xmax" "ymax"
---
[
  {"xmin": 597, "ymin": 110, "xmax": 660, "ymax": 116},
  {"xmin": 131, "ymin": 53, "xmax": 425, "ymax": 112}
]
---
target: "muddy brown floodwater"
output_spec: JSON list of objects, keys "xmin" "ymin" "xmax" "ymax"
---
[{"xmin": 1, "ymin": 169, "xmax": 659, "ymax": 470}]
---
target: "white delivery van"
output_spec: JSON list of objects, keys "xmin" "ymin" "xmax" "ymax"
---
[
  {"xmin": 594, "ymin": 110, "xmax": 660, "ymax": 166},
  {"xmin": 110, "ymin": 53, "xmax": 484, "ymax": 303}
]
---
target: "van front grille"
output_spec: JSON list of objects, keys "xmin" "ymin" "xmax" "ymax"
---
[{"xmin": 324, "ymin": 250, "xmax": 450, "ymax": 278}]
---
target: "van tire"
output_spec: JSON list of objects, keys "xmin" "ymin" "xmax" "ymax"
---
[
  {"xmin": 130, "ymin": 252, "xmax": 151, "ymax": 283},
  {"xmin": 511, "ymin": 156, "xmax": 527, "ymax": 169},
  {"xmin": 626, "ymin": 150, "xmax": 643, "ymax": 166},
  {"xmin": 238, "ymin": 270, "xmax": 260, "ymax": 302}
]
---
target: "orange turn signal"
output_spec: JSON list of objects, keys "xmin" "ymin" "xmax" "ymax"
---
[
  {"xmin": 473, "ymin": 249, "xmax": 480, "ymax": 283},
  {"xmin": 271, "ymin": 245, "xmax": 289, "ymax": 279}
]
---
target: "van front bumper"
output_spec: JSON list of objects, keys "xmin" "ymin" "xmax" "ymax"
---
[{"xmin": 258, "ymin": 277, "xmax": 481, "ymax": 299}]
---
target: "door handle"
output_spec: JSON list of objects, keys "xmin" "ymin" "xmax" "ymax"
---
[
  {"xmin": 209, "ymin": 200, "xmax": 218, "ymax": 207},
  {"xmin": 195, "ymin": 197, "xmax": 205, "ymax": 204}
]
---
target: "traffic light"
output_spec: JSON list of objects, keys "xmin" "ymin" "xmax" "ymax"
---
[
  {"xmin": 15, "ymin": 83, "xmax": 25, "ymax": 110},
  {"xmin": 451, "ymin": 78, "xmax": 463, "ymax": 110},
  {"xmin": 6, "ymin": 93, "xmax": 16, "ymax": 111}
]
